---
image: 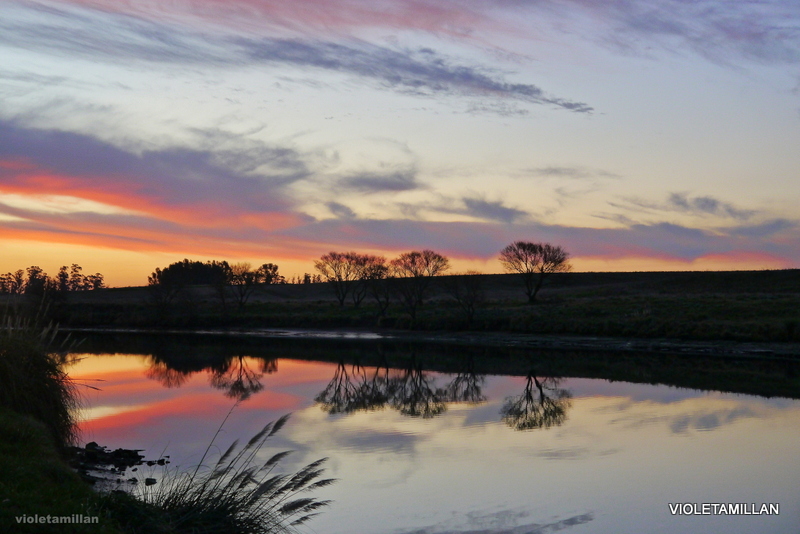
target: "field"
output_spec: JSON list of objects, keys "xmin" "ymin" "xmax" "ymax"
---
[{"xmin": 4, "ymin": 270, "xmax": 800, "ymax": 345}]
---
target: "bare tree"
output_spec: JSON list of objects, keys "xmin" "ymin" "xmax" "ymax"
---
[
  {"xmin": 350, "ymin": 254, "xmax": 387, "ymax": 308},
  {"xmin": 314, "ymin": 252, "xmax": 362, "ymax": 307},
  {"xmin": 390, "ymin": 249, "xmax": 450, "ymax": 320},
  {"xmin": 501, "ymin": 375, "xmax": 571, "ymax": 431},
  {"xmin": 499, "ymin": 241, "xmax": 571, "ymax": 303},
  {"xmin": 229, "ymin": 262, "xmax": 261, "ymax": 310}
]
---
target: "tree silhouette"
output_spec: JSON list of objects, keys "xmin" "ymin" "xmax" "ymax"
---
[
  {"xmin": 501, "ymin": 374, "xmax": 572, "ymax": 431},
  {"xmin": 499, "ymin": 241, "xmax": 571, "ymax": 303},
  {"xmin": 209, "ymin": 355, "xmax": 275, "ymax": 401},
  {"xmin": 389, "ymin": 358, "xmax": 446, "ymax": 418},
  {"xmin": 440, "ymin": 357, "xmax": 486, "ymax": 404},
  {"xmin": 145, "ymin": 360, "xmax": 193, "ymax": 388},
  {"xmin": 390, "ymin": 250, "xmax": 450, "ymax": 320},
  {"xmin": 314, "ymin": 362, "xmax": 392, "ymax": 414},
  {"xmin": 351, "ymin": 254, "xmax": 387, "ymax": 308},
  {"xmin": 314, "ymin": 252, "xmax": 361, "ymax": 307},
  {"xmin": 229, "ymin": 262, "xmax": 260, "ymax": 310}
]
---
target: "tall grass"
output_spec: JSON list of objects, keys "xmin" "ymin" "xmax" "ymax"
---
[
  {"xmin": 0, "ymin": 314, "xmax": 78, "ymax": 448},
  {"xmin": 128, "ymin": 414, "xmax": 335, "ymax": 534}
]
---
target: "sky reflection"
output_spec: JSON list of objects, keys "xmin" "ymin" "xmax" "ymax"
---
[{"xmin": 67, "ymin": 352, "xmax": 800, "ymax": 534}]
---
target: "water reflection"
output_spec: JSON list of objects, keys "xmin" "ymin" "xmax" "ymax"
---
[
  {"xmin": 145, "ymin": 351, "xmax": 278, "ymax": 401},
  {"xmin": 501, "ymin": 374, "xmax": 572, "ymax": 431},
  {"xmin": 315, "ymin": 356, "xmax": 492, "ymax": 419},
  {"xmin": 209, "ymin": 356, "xmax": 277, "ymax": 401},
  {"xmin": 440, "ymin": 357, "xmax": 486, "ymax": 405},
  {"xmin": 390, "ymin": 358, "xmax": 447, "ymax": 418},
  {"xmin": 66, "ymin": 335, "xmax": 800, "ymax": 534},
  {"xmin": 314, "ymin": 362, "xmax": 391, "ymax": 414},
  {"xmin": 141, "ymin": 347, "xmax": 571, "ymax": 426}
]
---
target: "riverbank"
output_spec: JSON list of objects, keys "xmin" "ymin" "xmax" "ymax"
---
[
  {"xmin": 0, "ymin": 408, "xmax": 123, "ymax": 533},
  {"xmin": 65, "ymin": 325, "xmax": 800, "ymax": 358},
  {"xmin": 72, "ymin": 328, "xmax": 800, "ymax": 400},
  {"xmin": 15, "ymin": 270, "xmax": 798, "ymax": 344}
]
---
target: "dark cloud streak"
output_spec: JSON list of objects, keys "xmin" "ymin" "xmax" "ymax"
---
[
  {"xmin": 338, "ymin": 169, "xmax": 422, "ymax": 193},
  {"xmin": 0, "ymin": 2, "xmax": 592, "ymax": 112}
]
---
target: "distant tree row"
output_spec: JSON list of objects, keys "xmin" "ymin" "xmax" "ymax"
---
[
  {"xmin": 0, "ymin": 264, "xmax": 104, "ymax": 295},
  {"xmin": 147, "ymin": 259, "xmax": 286, "ymax": 313},
  {"xmin": 314, "ymin": 249, "xmax": 451, "ymax": 319},
  {"xmin": 144, "ymin": 241, "xmax": 570, "ymax": 320},
  {"xmin": 311, "ymin": 241, "xmax": 571, "ymax": 321}
]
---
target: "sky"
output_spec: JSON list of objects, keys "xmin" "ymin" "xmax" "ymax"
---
[{"xmin": 1, "ymin": 0, "xmax": 799, "ymax": 286}]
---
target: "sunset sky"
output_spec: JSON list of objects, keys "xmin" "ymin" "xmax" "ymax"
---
[{"xmin": 2, "ymin": 0, "xmax": 799, "ymax": 286}]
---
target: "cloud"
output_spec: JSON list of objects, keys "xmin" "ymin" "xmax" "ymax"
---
[
  {"xmin": 2, "ymin": 121, "xmax": 798, "ymax": 270},
  {"xmin": 666, "ymin": 192, "xmax": 755, "ymax": 220},
  {"xmin": 238, "ymin": 38, "xmax": 581, "ymax": 104},
  {"xmin": 325, "ymin": 201, "xmax": 357, "ymax": 219},
  {"xmin": 462, "ymin": 197, "xmax": 529, "ymax": 223},
  {"xmin": 50, "ymin": 0, "xmax": 800, "ymax": 71},
  {"xmin": 613, "ymin": 192, "xmax": 756, "ymax": 221},
  {"xmin": 670, "ymin": 406, "xmax": 757, "ymax": 434},
  {"xmin": 0, "ymin": 120, "xmax": 323, "ymax": 257},
  {"xmin": 527, "ymin": 166, "xmax": 621, "ymax": 180},
  {"xmin": 729, "ymin": 219, "xmax": 796, "ymax": 238},
  {"xmin": 277, "ymin": 217, "xmax": 800, "ymax": 266},
  {"xmin": 0, "ymin": 1, "xmax": 592, "ymax": 113},
  {"xmin": 546, "ymin": 0, "xmax": 800, "ymax": 65},
  {"xmin": 338, "ymin": 169, "xmax": 422, "ymax": 193},
  {"xmin": 391, "ymin": 195, "xmax": 529, "ymax": 223},
  {"xmin": 51, "ymin": 0, "xmax": 493, "ymax": 39},
  {"xmin": 0, "ymin": 121, "xmax": 310, "ymax": 212}
]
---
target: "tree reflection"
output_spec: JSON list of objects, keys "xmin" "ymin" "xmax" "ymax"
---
[
  {"xmin": 389, "ymin": 359, "xmax": 446, "ymax": 418},
  {"xmin": 316, "ymin": 358, "xmax": 449, "ymax": 418},
  {"xmin": 440, "ymin": 358, "xmax": 486, "ymax": 404},
  {"xmin": 145, "ymin": 360, "xmax": 192, "ymax": 388},
  {"xmin": 144, "ymin": 352, "xmax": 276, "ymax": 401},
  {"xmin": 208, "ymin": 356, "xmax": 276, "ymax": 401},
  {"xmin": 501, "ymin": 374, "xmax": 571, "ymax": 431},
  {"xmin": 315, "ymin": 362, "xmax": 392, "ymax": 414}
]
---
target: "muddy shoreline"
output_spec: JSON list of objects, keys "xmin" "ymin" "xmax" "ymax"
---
[{"xmin": 64, "ymin": 326, "xmax": 800, "ymax": 359}]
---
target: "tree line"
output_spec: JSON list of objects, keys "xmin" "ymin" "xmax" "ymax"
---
[
  {"xmin": 147, "ymin": 259, "xmax": 285, "ymax": 314},
  {"xmin": 143, "ymin": 241, "xmax": 570, "ymax": 324},
  {"xmin": 308, "ymin": 241, "xmax": 571, "ymax": 320},
  {"xmin": 0, "ymin": 264, "xmax": 105, "ymax": 295}
]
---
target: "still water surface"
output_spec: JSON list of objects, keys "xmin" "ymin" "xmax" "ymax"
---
[{"xmin": 66, "ymin": 335, "xmax": 800, "ymax": 534}]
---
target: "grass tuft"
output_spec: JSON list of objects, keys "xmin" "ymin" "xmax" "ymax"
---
[
  {"xmin": 131, "ymin": 414, "xmax": 335, "ymax": 534},
  {"xmin": 0, "ymin": 314, "xmax": 79, "ymax": 449}
]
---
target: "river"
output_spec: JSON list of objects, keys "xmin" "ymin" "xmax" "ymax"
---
[{"xmin": 65, "ymin": 331, "xmax": 800, "ymax": 534}]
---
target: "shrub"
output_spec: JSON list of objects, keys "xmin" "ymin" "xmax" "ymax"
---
[
  {"xmin": 131, "ymin": 414, "xmax": 335, "ymax": 534},
  {"xmin": 0, "ymin": 315, "xmax": 78, "ymax": 448}
]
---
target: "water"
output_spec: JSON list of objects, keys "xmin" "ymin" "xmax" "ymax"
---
[{"xmin": 66, "ymin": 333, "xmax": 800, "ymax": 534}]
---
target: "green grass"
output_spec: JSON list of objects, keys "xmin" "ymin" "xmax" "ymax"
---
[
  {"xmin": 0, "ymin": 317, "xmax": 334, "ymax": 534},
  {"xmin": 0, "ymin": 316, "xmax": 78, "ymax": 449},
  {"xmin": 0, "ymin": 408, "xmax": 123, "ymax": 533},
  {"xmin": 41, "ymin": 270, "xmax": 800, "ymax": 343}
]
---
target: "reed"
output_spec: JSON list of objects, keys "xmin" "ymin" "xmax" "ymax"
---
[
  {"xmin": 126, "ymin": 414, "xmax": 335, "ymax": 534},
  {"xmin": 0, "ymin": 314, "xmax": 79, "ymax": 448}
]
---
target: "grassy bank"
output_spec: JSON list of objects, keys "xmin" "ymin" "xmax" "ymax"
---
[
  {"xmin": 32, "ymin": 270, "xmax": 800, "ymax": 343},
  {"xmin": 0, "ymin": 408, "xmax": 123, "ymax": 533},
  {"xmin": 0, "ymin": 319, "xmax": 332, "ymax": 534}
]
